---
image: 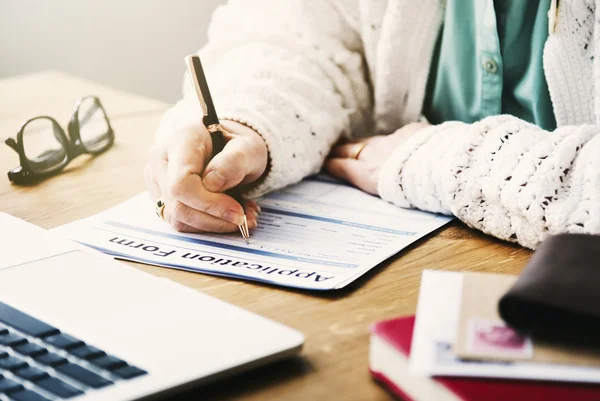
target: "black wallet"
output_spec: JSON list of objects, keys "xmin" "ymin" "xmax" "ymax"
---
[{"xmin": 499, "ymin": 233, "xmax": 600, "ymax": 344}]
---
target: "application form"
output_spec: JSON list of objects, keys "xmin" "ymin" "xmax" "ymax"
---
[{"xmin": 56, "ymin": 176, "xmax": 452, "ymax": 290}]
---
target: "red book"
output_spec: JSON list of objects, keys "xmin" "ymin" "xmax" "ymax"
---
[{"xmin": 369, "ymin": 316, "xmax": 600, "ymax": 401}]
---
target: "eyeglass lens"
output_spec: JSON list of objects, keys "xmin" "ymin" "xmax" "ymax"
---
[
  {"xmin": 78, "ymin": 97, "xmax": 111, "ymax": 152},
  {"xmin": 22, "ymin": 117, "xmax": 68, "ymax": 174}
]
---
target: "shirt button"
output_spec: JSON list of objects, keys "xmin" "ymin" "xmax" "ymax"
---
[{"xmin": 482, "ymin": 58, "xmax": 498, "ymax": 74}]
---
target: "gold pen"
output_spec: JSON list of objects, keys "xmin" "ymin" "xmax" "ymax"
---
[{"xmin": 185, "ymin": 55, "xmax": 250, "ymax": 243}]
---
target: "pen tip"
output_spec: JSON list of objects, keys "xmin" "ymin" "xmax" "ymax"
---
[{"xmin": 240, "ymin": 215, "xmax": 250, "ymax": 244}]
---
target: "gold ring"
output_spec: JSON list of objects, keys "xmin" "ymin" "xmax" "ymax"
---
[
  {"xmin": 349, "ymin": 142, "xmax": 366, "ymax": 160},
  {"xmin": 155, "ymin": 198, "xmax": 166, "ymax": 220}
]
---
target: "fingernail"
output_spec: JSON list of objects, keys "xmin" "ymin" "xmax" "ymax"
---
[
  {"xmin": 251, "ymin": 210, "xmax": 259, "ymax": 220},
  {"xmin": 249, "ymin": 203, "xmax": 261, "ymax": 214},
  {"xmin": 224, "ymin": 210, "xmax": 244, "ymax": 226},
  {"xmin": 204, "ymin": 170, "xmax": 226, "ymax": 192}
]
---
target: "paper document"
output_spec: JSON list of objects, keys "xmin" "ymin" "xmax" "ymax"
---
[
  {"xmin": 410, "ymin": 270, "xmax": 600, "ymax": 383},
  {"xmin": 56, "ymin": 176, "xmax": 452, "ymax": 290},
  {"xmin": 0, "ymin": 213, "xmax": 79, "ymax": 270}
]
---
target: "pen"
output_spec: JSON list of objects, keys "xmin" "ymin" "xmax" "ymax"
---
[{"xmin": 184, "ymin": 54, "xmax": 250, "ymax": 244}]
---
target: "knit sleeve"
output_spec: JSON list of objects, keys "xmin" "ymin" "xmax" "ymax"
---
[
  {"xmin": 377, "ymin": 115, "xmax": 600, "ymax": 249},
  {"xmin": 157, "ymin": 0, "xmax": 371, "ymax": 198}
]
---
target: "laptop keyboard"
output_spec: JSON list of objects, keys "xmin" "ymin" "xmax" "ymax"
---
[{"xmin": 0, "ymin": 301, "xmax": 147, "ymax": 400}]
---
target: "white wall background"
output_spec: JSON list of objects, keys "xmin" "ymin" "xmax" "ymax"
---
[{"xmin": 0, "ymin": 0, "xmax": 226, "ymax": 103}]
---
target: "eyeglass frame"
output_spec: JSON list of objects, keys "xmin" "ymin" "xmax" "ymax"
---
[{"xmin": 5, "ymin": 95, "xmax": 115, "ymax": 185}]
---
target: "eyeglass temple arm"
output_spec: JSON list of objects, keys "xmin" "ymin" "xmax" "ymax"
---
[{"xmin": 4, "ymin": 137, "xmax": 18, "ymax": 152}]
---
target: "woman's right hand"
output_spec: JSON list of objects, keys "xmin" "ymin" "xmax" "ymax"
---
[{"xmin": 145, "ymin": 103, "xmax": 269, "ymax": 233}]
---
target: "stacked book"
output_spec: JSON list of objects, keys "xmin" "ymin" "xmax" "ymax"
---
[{"xmin": 369, "ymin": 270, "xmax": 600, "ymax": 401}]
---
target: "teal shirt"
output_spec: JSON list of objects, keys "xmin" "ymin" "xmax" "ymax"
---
[{"xmin": 423, "ymin": 0, "xmax": 557, "ymax": 131}]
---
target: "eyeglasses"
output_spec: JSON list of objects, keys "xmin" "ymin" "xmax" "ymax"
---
[{"xmin": 5, "ymin": 95, "xmax": 114, "ymax": 185}]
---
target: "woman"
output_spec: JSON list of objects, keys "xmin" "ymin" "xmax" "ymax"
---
[{"xmin": 145, "ymin": 0, "xmax": 600, "ymax": 249}]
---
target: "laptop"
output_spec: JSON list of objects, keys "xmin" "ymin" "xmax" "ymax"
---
[{"xmin": 0, "ymin": 213, "xmax": 304, "ymax": 401}]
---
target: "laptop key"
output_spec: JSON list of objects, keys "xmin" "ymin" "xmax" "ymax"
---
[
  {"xmin": 14, "ymin": 366, "xmax": 49, "ymax": 382},
  {"xmin": 89, "ymin": 354, "xmax": 126, "ymax": 370},
  {"xmin": 13, "ymin": 343, "xmax": 48, "ymax": 357},
  {"xmin": 0, "ymin": 333, "xmax": 27, "ymax": 347},
  {"xmin": 55, "ymin": 363, "xmax": 113, "ymax": 388},
  {"xmin": 33, "ymin": 352, "xmax": 67, "ymax": 367},
  {"xmin": 0, "ymin": 351, "xmax": 7, "ymax": 359},
  {"xmin": 36, "ymin": 377, "xmax": 84, "ymax": 399},
  {"xmin": 0, "ymin": 377, "xmax": 24, "ymax": 394},
  {"xmin": 0, "ymin": 356, "xmax": 27, "ymax": 371},
  {"xmin": 69, "ymin": 345, "xmax": 105, "ymax": 360},
  {"xmin": 43, "ymin": 334, "xmax": 83, "ymax": 350},
  {"xmin": 113, "ymin": 365, "xmax": 147, "ymax": 379},
  {"xmin": 8, "ymin": 389, "xmax": 50, "ymax": 401},
  {"xmin": 0, "ymin": 302, "xmax": 59, "ymax": 338}
]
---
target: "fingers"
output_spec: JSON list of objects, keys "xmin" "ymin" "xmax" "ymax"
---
[
  {"xmin": 202, "ymin": 138, "xmax": 248, "ymax": 192},
  {"xmin": 325, "ymin": 158, "xmax": 378, "ymax": 195},
  {"xmin": 325, "ymin": 157, "xmax": 362, "ymax": 183},
  {"xmin": 168, "ymin": 220, "xmax": 203, "ymax": 234},
  {"xmin": 163, "ymin": 199, "xmax": 239, "ymax": 232},
  {"xmin": 162, "ymin": 198, "xmax": 261, "ymax": 234},
  {"xmin": 330, "ymin": 140, "xmax": 367, "ymax": 160},
  {"xmin": 166, "ymin": 132, "xmax": 246, "ymax": 226},
  {"xmin": 244, "ymin": 200, "xmax": 261, "ymax": 229},
  {"xmin": 145, "ymin": 118, "xmax": 266, "ymax": 234},
  {"xmin": 202, "ymin": 136, "xmax": 267, "ymax": 192},
  {"xmin": 167, "ymin": 128, "xmax": 208, "ymax": 176}
]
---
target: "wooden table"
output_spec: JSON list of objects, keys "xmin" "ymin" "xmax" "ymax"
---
[{"xmin": 0, "ymin": 72, "xmax": 532, "ymax": 401}]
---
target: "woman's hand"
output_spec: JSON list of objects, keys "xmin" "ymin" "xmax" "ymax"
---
[
  {"xmin": 145, "ymin": 117, "xmax": 268, "ymax": 233},
  {"xmin": 325, "ymin": 122, "xmax": 429, "ymax": 195}
]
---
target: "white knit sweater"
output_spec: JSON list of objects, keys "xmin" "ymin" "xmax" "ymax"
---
[{"xmin": 158, "ymin": 0, "xmax": 600, "ymax": 249}]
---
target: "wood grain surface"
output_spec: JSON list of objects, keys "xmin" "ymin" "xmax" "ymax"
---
[{"xmin": 0, "ymin": 72, "xmax": 532, "ymax": 401}]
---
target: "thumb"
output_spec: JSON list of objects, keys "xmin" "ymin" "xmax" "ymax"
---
[{"xmin": 202, "ymin": 137, "xmax": 263, "ymax": 192}]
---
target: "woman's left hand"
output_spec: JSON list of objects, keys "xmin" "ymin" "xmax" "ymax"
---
[{"xmin": 325, "ymin": 122, "xmax": 429, "ymax": 195}]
